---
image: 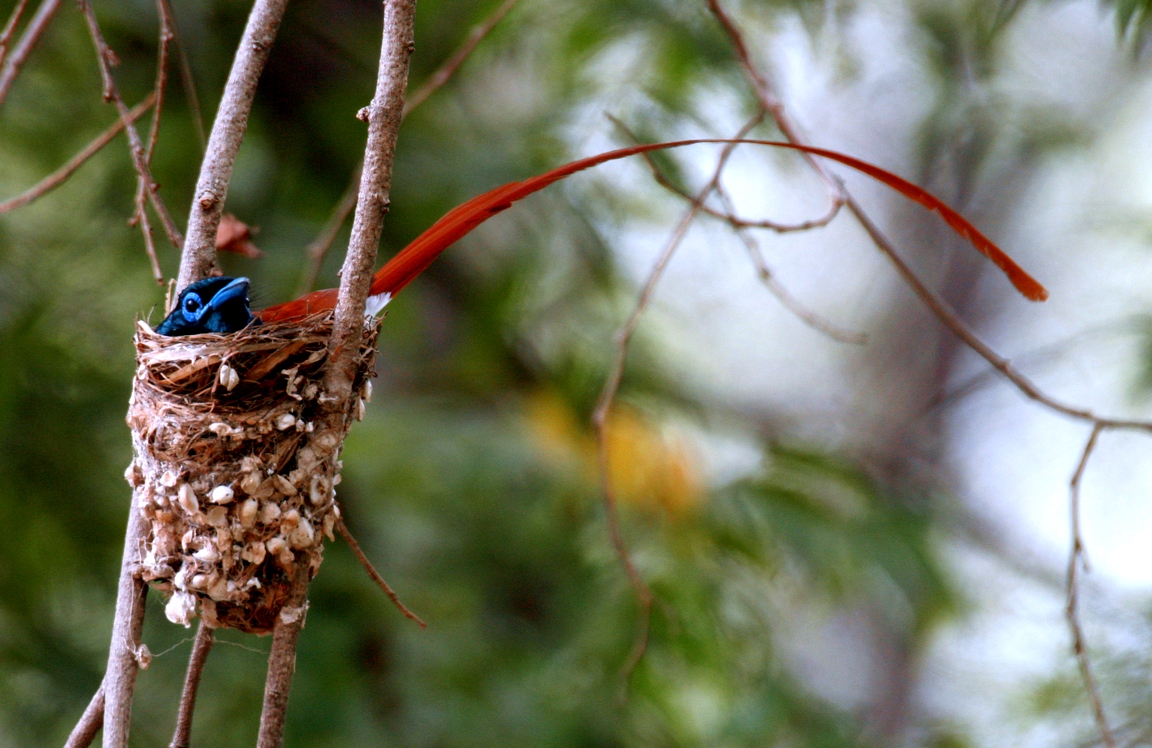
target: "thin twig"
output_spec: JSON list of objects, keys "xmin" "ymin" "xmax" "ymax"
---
[
  {"xmin": 169, "ymin": 621, "xmax": 214, "ymax": 748},
  {"xmin": 0, "ymin": 0, "xmax": 31, "ymax": 71},
  {"xmin": 336, "ymin": 517, "xmax": 426, "ymax": 628},
  {"xmin": 298, "ymin": 0, "xmax": 518, "ymax": 294},
  {"xmin": 76, "ymin": 0, "xmax": 184, "ymax": 250},
  {"xmin": 1065, "ymin": 425, "xmax": 1117, "ymax": 748},
  {"xmin": 706, "ymin": 0, "xmax": 1152, "ymax": 436},
  {"xmin": 64, "ymin": 682, "xmax": 104, "ymax": 748},
  {"xmin": 174, "ymin": 0, "xmax": 289, "ymax": 291},
  {"xmin": 607, "ymin": 114, "xmax": 864, "ymax": 344},
  {"xmin": 591, "ymin": 117, "xmax": 760, "ymax": 686},
  {"xmin": 714, "ymin": 183, "xmax": 867, "ymax": 344},
  {"xmin": 0, "ymin": 0, "xmax": 61, "ymax": 108},
  {"xmin": 0, "ymin": 93, "xmax": 154, "ymax": 214},
  {"xmin": 157, "ymin": 0, "xmax": 205, "ymax": 152},
  {"xmin": 127, "ymin": 0, "xmax": 174, "ymax": 284},
  {"xmin": 609, "ymin": 113, "xmax": 843, "ymax": 233}
]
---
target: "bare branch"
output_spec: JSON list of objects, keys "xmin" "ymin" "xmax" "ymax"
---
[
  {"xmin": 1066, "ymin": 425, "xmax": 1117, "ymax": 748},
  {"xmin": 713, "ymin": 184, "xmax": 867, "ymax": 344},
  {"xmin": 255, "ymin": 560, "xmax": 311, "ymax": 748},
  {"xmin": 607, "ymin": 114, "xmax": 863, "ymax": 345},
  {"xmin": 0, "ymin": 0, "xmax": 31, "ymax": 71},
  {"xmin": 127, "ymin": 0, "xmax": 174, "ymax": 284},
  {"xmin": 0, "ymin": 93, "xmax": 154, "ymax": 214},
  {"xmin": 0, "ymin": 0, "xmax": 61, "ymax": 107},
  {"xmin": 299, "ymin": 0, "xmax": 518, "ymax": 294},
  {"xmin": 336, "ymin": 516, "xmax": 426, "ymax": 628},
  {"xmin": 76, "ymin": 0, "xmax": 184, "ymax": 250},
  {"xmin": 609, "ymin": 114, "xmax": 843, "ymax": 233},
  {"xmin": 157, "ymin": 0, "xmax": 206, "ymax": 152},
  {"xmin": 591, "ymin": 118, "xmax": 760, "ymax": 685},
  {"xmin": 64, "ymin": 683, "xmax": 104, "ymax": 748},
  {"xmin": 100, "ymin": 497, "xmax": 149, "ymax": 748},
  {"xmin": 169, "ymin": 621, "xmax": 214, "ymax": 748},
  {"xmin": 175, "ymin": 0, "xmax": 289, "ymax": 291},
  {"xmin": 322, "ymin": 0, "xmax": 417, "ymax": 404}
]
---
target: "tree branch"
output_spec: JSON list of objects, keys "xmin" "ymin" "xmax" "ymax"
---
[
  {"xmin": 703, "ymin": 4, "xmax": 1152, "ymax": 738},
  {"xmin": 1065, "ymin": 425, "xmax": 1116, "ymax": 748},
  {"xmin": 175, "ymin": 0, "xmax": 290, "ymax": 292},
  {"xmin": 336, "ymin": 516, "xmax": 426, "ymax": 628},
  {"xmin": 168, "ymin": 621, "xmax": 214, "ymax": 748},
  {"xmin": 0, "ymin": 0, "xmax": 60, "ymax": 108},
  {"xmin": 256, "ymin": 3, "xmax": 418, "ymax": 746},
  {"xmin": 255, "ymin": 559, "xmax": 311, "ymax": 748},
  {"xmin": 0, "ymin": 93, "xmax": 154, "ymax": 214}
]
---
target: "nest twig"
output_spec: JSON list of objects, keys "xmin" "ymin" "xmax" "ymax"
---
[{"xmin": 126, "ymin": 312, "xmax": 378, "ymax": 634}]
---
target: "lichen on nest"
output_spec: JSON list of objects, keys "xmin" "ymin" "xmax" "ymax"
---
[{"xmin": 125, "ymin": 312, "xmax": 378, "ymax": 634}]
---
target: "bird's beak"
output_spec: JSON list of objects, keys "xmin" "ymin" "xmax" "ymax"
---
[{"xmin": 208, "ymin": 277, "xmax": 251, "ymax": 311}]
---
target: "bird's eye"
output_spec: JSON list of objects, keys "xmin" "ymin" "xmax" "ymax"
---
[{"xmin": 184, "ymin": 295, "xmax": 201, "ymax": 313}]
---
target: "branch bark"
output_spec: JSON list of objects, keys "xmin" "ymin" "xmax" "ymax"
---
[
  {"xmin": 322, "ymin": 0, "xmax": 417, "ymax": 403},
  {"xmin": 175, "ymin": 0, "xmax": 290, "ymax": 292}
]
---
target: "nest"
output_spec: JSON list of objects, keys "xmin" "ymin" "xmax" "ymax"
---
[{"xmin": 125, "ymin": 312, "xmax": 379, "ymax": 634}]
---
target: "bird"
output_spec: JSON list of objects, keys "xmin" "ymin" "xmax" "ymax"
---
[
  {"xmin": 256, "ymin": 137, "xmax": 1046, "ymax": 326},
  {"xmin": 156, "ymin": 276, "xmax": 256, "ymax": 336}
]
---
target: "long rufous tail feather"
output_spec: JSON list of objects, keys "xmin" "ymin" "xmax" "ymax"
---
[{"xmin": 258, "ymin": 138, "xmax": 1046, "ymax": 323}]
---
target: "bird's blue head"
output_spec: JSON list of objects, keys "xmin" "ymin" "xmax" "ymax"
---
[{"xmin": 156, "ymin": 276, "xmax": 255, "ymax": 336}]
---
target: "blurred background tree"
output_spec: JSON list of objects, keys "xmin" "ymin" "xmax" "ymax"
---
[{"xmin": 2, "ymin": 0, "xmax": 1152, "ymax": 746}]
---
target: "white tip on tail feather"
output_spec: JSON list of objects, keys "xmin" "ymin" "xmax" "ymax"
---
[{"xmin": 364, "ymin": 292, "xmax": 392, "ymax": 317}]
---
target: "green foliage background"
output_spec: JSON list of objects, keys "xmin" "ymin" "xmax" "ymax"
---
[{"xmin": 1, "ymin": 0, "xmax": 1147, "ymax": 746}]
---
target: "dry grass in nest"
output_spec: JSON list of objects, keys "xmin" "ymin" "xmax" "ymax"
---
[{"xmin": 125, "ymin": 312, "xmax": 379, "ymax": 634}]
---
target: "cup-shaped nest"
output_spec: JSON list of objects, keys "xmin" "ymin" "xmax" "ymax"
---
[{"xmin": 125, "ymin": 312, "xmax": 379, "ymax": 634}]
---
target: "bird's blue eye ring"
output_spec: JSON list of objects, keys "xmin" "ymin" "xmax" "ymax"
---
[{"xmin": 181, "ymin": 293, "xmax": 203, "ymax": 322}]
